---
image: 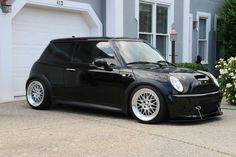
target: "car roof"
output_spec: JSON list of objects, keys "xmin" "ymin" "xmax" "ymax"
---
[{"xmin": 51, "ymin": 37, "xmax": 143, "ymax": 42}]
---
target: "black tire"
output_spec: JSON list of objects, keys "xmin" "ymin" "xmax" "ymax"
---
[
  {"xmin": 129, "ymin": 85, "xmax": 167, "ymax": 124},
  {"xmin": 26, "ymin": 79, "xmax": 51, "ymax": 110}
]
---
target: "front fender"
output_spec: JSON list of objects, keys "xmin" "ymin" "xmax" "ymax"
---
[{"xmin": 123, "ymin": 79, "xmax": 172, "ymax": 114}]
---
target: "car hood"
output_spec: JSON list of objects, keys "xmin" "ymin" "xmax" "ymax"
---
[
  {"xmin": 132, "ymin": 65, "xmax": 216, "ymax": 94},
  {"xmin": 132, "ymin": 66, "xmax": 200, "ymax": 80}
]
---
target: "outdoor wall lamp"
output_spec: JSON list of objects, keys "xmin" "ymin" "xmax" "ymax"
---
[
  {"xmin": 1, "ymin": 0, "xmax": 12, "ymax": 13},
  {"xmin": 170, "ymin": 29, "xmax": 177, "ymax": 64},
  {"xmin": 170, "ymin": 29, "xmax": 177, "ymax": 42}
]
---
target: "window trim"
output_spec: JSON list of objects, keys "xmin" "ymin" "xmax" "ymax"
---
[{"xmin": 196, "ymin": 12, "xmax": 211, "ymax": 64}]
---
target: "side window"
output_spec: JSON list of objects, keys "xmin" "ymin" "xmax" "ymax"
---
[
  {"xmin": 95, "ymin": 42, "xmax": 118, "ymax": 66},
  {"xmin": 73, "ymin": 42, "xmax": 93, "ymax": 64},
  {"xmin": 72, "ymin": 41, "xmax": 118, "ymax": 66},
  {"xmin": 41, "ymin": 42, "xmax": 75, "ymax": 64}
]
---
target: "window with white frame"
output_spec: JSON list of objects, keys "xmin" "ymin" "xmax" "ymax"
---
[
  {"xmin": 197, "ymin": 12, "xmax": 211, "ymax": 64},
  {"xmin": 139, "ymin": 2, "xmax": 169, "ymax": 58},
  {"xmin": 139, "ymin": 3, "xmax": 153, "ymax": 44}
]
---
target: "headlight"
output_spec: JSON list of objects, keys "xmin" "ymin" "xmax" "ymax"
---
[
  {"xmin": 208, "ymin": 73, "xmax": 220, "ymax": 87},
  {"xmin": 169, "ymin": 76, "xmax": 184, "ymax": 92}
]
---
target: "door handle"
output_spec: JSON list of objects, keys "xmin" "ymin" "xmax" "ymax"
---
[{"xmin": 65, "ymin": 68, "xmax": 77, "ymax": 72}]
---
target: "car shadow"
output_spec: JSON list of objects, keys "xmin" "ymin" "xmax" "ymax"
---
[
  {"xmin": 52, "ymin": 104, "xmax": 222, "ymax": 125},
  {"xmin": 51, "ymin": 103, "xmax": 130, "ymax": 120},
  {"xmin": 23, "ymin": 101, "xmax": 223, "ymax": 125},
  {"xmin": 166, "ymin": 117, "xmax": 222, "ymax": 126}
]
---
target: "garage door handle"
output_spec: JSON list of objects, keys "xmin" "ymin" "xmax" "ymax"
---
[{"xmin": 65, "ymin": 68, "xmax": 77, "ymax": 72}]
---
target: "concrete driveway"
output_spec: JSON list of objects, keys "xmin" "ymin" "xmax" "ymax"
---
[{"xmin": 0, "ymin": 100, "xmax": 236, "ymax": 157}]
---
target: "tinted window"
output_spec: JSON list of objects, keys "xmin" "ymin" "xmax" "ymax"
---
[
  {"xmin": 41, "ymin": 42, "xmax": 75, "ymax": 64},
  {"xmin": 73, "ymin": 42, "xmax": 93, "ymax": 64},
  {"xmin": 73, "ymin": 41, "xmax": 118, "ymax": 66}
]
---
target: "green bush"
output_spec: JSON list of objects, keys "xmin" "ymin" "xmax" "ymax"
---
[
  {"xmin": 219, "ymin": 0, "xmax": 236, "ymax": 58},
  {"xmin": 175, "ymin": 63, "xmax": 209, "ymax": 72},
  {"xmin": 216, "ymin": 57, "xmax": 236, "ymax": 105}
]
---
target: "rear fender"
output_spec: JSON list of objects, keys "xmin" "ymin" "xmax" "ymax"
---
[{"xmin": 26, "ymin": 74, "xmax": 54, "ymax": 104}]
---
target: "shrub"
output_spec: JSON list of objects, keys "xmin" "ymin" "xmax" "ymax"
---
[
  {"xmin": 216, "ymin": 57, "xmax": 236, "ymax": 105},
  {"xmin": 219, "ymin": 0, "xmax": 236, "ymax": 58},
  {"xmin": 175, "ymin": 63, "xmax": 209, "ymax": 72}
]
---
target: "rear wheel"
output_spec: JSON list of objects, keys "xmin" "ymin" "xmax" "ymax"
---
[
  {"xmin": 26, "ymin": 79, "xmax": 50, "ymax": 110},
  {"xmin": 129, "ymin": 86, "xmax": 167, "ymax": 124}
]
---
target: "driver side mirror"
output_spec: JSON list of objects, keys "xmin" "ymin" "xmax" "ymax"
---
[{"xmin": 94, "ymin": 59, "xmax": 112, "ymax": 71}]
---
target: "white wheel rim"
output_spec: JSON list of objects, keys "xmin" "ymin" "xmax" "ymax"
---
[
  {"xmin": 27, "ymin": 81, "xmax": 44, "ymax": 107},
  {"xmin": 131, "ymin": 88, "xmax": 160, "ymax": 121}
]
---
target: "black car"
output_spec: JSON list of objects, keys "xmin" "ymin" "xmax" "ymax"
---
[{"xmin": 26, "ymin": 37, "xmax": 223, "ymax": 124}]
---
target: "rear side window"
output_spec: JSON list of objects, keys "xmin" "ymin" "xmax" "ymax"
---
[
  {"xmin": 40, "ymin": 42, "xmax": 75, "ymax": 64},
  {"xmin": 72, "ymin": 41, "xmax": 118, "ymax": 66},
  {"xmin": 72, "ymin": 42, "xmax": 93, "ymax": 64}
]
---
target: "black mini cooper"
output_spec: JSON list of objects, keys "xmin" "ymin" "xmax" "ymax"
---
[{"xmin": 26, "ymin": 37, "xmax": 223, "ymax": 123}]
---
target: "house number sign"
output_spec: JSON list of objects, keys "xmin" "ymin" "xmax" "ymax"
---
[{"xmin": 57, "ymin": 0, "xmax": 64, "ymax": 6}]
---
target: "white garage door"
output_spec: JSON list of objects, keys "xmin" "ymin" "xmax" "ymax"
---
[{"xmin": 12, "ymin": 6, "xmax": 91, "ymax": 96}]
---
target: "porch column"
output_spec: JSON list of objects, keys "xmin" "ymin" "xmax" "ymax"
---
[
  {"xmin": 106, "ymin": 0, "xmax": 124, "ymax": 37},
  {"xmin": 182, "ymin": 0, "xmax": 191, "ymax": 62}
]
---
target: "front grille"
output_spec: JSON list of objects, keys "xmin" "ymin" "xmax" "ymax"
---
[
  {"xmin": 191, "ymin": 74, "xmax": 218, "ymax": 94},
  {"xmin": 200, "ymin": 103, "xmax": 219, "ymax": 114},
  {"xmin": 191, "ymin": 84, "xmax": 218, "ymax": 94}
]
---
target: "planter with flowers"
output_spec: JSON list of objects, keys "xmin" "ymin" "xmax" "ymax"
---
[{"xmin": 216, "ymin": 57, "xmax": 236, "ymax": 105}]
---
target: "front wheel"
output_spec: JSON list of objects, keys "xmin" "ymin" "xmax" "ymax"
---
[
  {"xmin": 26, "ymin": 79, "xmax": 51, "ymax": 110},
  {"xmin": 129, "ymin": 86, "xmax": 167, "ymax": 124}
]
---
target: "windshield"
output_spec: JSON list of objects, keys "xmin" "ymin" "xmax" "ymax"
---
[{"xmin": 113, "ymin": 40, "xmax": 165, "ymax": 65}]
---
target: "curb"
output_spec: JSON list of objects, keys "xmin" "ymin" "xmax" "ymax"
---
[{"xmin": 221, "ymin": 107, "xmax": 236, "ymax": 111}]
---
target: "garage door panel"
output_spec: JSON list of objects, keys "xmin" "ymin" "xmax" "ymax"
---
[
  {"xmin": 13, "ymin": 27, "xmax": 89, "ymax": 46},
  {"xmin": 13, "ymin": 54, "xmax": 40, "ymax": 67},
  {"xmin": 13, "ymin": 7, "xmax": 90, "ymax": 36},
  {"xmin": 12, "ymin": 6, "xmax": 91, "ymax": 96},
  {"xmin": 13, "ymin": 45, "xmax": 45, "ymax": 54},
  {"xmin": 13, "ymin": 22, "xmax": 89, "ymax": 36},
  {"xmin": 14, "ymin": 77, "xmax": 28, "ymax": 96}
]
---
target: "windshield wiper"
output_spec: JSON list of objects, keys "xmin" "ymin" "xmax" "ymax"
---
[
  {"xmin": 127, "ymin": 61, "xmax": 162, "ymax": 67},
  {"xmin": 156, "ymin": 60, "xmax": 176, "ymax": 67}
]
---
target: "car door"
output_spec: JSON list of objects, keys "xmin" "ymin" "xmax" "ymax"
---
[{"xmin": 63, "ymin": 41, "xmax": 134, "ymax": 107}]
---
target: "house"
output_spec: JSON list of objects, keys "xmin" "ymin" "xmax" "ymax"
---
[{"xmin": 0, "ymin": 0, "xmax": 223, "ymax": 102}]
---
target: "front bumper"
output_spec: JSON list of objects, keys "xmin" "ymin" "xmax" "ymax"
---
[{"xmin": 168, "ymin": 91, "xmax": 223, "ymax": 121}]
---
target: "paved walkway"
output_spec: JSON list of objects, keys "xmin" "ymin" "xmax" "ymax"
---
[{"xmin": 0, "ymin": 100, "xmax": 235, "ymax": 157}]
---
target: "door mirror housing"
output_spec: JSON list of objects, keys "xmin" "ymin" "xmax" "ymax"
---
[
  {"xmin": 94, "ymin": 59, "xmax": 112, "ymax": 71},
  {"xmin": 94, "ymin": 59, "xmax": 107, "ymax": 67}
]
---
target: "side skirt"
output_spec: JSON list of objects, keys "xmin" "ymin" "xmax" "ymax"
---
[{"xmin": 55, "ymin": 99, "xmax": 124, "ymax": 113}]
